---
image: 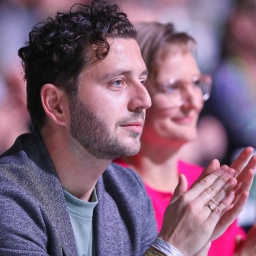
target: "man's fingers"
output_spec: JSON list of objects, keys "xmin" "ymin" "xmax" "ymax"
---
[
  {"xmin": 196, "ymin": 168, "xmax": 236, "ymax": 209},
  {"xmin": 202, "ymin": 159, "xmax": 221, "ymax": 176},
  {"xmin": 171, "ymin": 174, "xmax": 188, "ymax": 203},
  {"xmin": 233, "ymin": 168, "xmax": 254, "ymax": 205},
  {"xmin": 209, "ymin": 176, "xmax": 237, "ymax": 210},
  {"xmin": 189, "ymin": 166, "xmax": 235, "ymax": 202},
  {"xmin": 230, "ymin": 147, "xmax": 254, "ymax": 177},
  {"xmin": 235, "ymin": 157, "xmax": 256, "ymax": 188},
  {"xmin": 238, "ymin": 168, "xmax": 254, "ymax": 193},
  {"xmin": 215, "ymin": 191, "xmax": 249, "ymax": 233},
  {"xmin": 243, "ymin": 155, "xmax": 256, "ymax": 175},
  {"xmin": 192, "ymin": 159, "xmax": 220, "ymax": 186},
  {"xmin": 209, "ymin": 190, "xmax": 235, "ymax": 216}
]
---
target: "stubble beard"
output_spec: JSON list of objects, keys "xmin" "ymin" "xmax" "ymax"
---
[{"xmin": 69, "ymin": 96, "xmax": 143, "ymax": 160}]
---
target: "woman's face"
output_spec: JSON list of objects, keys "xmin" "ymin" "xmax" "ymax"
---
[{"xmin": 142, "ymin": 50, "xmax": 204, "ymax": 147}]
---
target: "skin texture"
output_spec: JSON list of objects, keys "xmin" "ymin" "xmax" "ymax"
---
[
  {"xmin": 68, "ymin": 39, "xmax": 150, "ymax": 160},
  {"xmin": 40, "ymin": 38, "xmax": 151, "ymax": 201}
]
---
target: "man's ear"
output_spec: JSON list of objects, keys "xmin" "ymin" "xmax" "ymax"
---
[{"xmin": 41, "ymin": 84, "xmax": 68, "ymax": 126}]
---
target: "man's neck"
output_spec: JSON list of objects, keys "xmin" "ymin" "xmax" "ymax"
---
[{"xmin": 40, "ymin": 127, "xmax": 111, "ymax": 201}]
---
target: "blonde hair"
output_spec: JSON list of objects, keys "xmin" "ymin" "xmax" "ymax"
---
[{"xmin": 135, "ymin": 22, "xmax": 197, "ymax": 82}]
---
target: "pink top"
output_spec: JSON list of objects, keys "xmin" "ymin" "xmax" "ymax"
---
[{"xmin": 145, "ymin": 160, "xmax": 245, "ymax": 256}]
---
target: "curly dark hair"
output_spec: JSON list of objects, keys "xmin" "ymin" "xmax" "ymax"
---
[{"xmin": 18, "ymin": 0, "xmax": 137, "ymax": 128}]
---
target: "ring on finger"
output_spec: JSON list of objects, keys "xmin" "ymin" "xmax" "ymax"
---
[{"xmin": 205, "ymin": 203, "xmax": 214, "ymax": 212}]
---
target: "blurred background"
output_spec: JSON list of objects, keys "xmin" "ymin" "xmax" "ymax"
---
[{"xmin": 1, "ymin": 0, "xmax": 256, "ymax": 231}]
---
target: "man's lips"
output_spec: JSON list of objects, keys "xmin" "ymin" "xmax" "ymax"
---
[{"xmin": 120, "ymin": 120, "xmax": 144, "ymax": 133}]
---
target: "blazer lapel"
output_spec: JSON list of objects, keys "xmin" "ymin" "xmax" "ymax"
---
[{"xmin": 26, "ymin": 131, "xmax": 78, "ymax": 256}]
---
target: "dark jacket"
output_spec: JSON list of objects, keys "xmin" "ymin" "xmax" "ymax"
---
[{"xmin": 0, "ymin": 131, "xmax": 157, "ymax": 256}]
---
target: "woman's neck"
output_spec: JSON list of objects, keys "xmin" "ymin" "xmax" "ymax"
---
[{"xmin": 126, "ymin": 143, "xmax": 182, "ymax": 192}]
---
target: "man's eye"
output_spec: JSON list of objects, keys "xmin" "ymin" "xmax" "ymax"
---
[{"xmin": 111, "ymin": 80, "xmax": 125, "ymax": 87}]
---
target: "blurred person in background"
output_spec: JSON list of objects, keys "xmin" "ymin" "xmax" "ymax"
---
[
  {"xmin": 0, "ymin": 0, "xmax": 40, "ymax": 153},
  {"xmin": 204, "ymin": 0, "xmax": 256, "ymax": 230},
  {"xmin": 205, "ymin": 0, "xmax": 256, "ymax": 164},
  {"xmin": 0, "ymin": 64, "xmax": 30, "ymax": 154},
  {"xmin": 0, "ymin": 0, "xmax": 87, "ymax": 154},
  {"xmin": 118, "ymin": 0, "xmax": 233, "ymax": 74},
  {"xmin": 116, "ymin": 21, "xmax": 256, "ymax": 256}
]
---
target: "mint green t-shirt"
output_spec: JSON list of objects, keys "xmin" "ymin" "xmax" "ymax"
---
[{"xmin": 64, "ymin": 189, "xmax": 98, "ymax": 256}]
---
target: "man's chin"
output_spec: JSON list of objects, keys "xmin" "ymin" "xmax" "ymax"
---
[{"xmin": 119, "ymin": 141, "xmax": 141, "ymax": 157}]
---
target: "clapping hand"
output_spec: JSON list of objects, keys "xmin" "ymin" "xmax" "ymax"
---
[{"xmin": 158, "ymin": 147, "xmax": 256, "ymax": 256}]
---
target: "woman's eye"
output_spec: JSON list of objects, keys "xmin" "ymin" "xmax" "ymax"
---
[
  {"xmin": 166, "ymin": 81, "xmax": 182, "ymax": 91},
  {"xmin": 193, "ymin": 79, "xmax": 201, "ymax": 87},
  {"xmin": 140, "ymin": 80, "xmax": 147, "ymax": 86}
]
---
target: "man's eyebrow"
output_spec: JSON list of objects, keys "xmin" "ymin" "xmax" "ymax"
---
[{"xmin": 98, "ymin": 68, "xmax": 149, "ymax": 81}]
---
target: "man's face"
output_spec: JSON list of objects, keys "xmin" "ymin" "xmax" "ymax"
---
[{"xmin": 69, "ymin": 38, "xmax": 151, "ymax": 159}]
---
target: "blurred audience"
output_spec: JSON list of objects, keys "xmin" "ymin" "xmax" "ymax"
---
[
  {"xmin": 0, "ymin": 0, "xmax": 87, "ymax": 154},
  {"xmin": 205, "ymin": 0, "xmax": 256, "ymax": 163},
  {"xmin": 0, "ymin": 64, "xmax": 30, "ymax": 154},
  {"xmin": 203, "ymin": 0, "xmax": 256, "ymax": 229},
  {"xmin": 118, "ymin": 0, "xmax": 233, "ymax": 74},
  {"xmin": 0, "ymin": 0, "xmax": 35, "ymax": 153}
]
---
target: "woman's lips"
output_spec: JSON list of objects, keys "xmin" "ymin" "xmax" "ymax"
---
[{"xmin": 172, "ymin": 116, "xmax": 194, "ymax": 124}]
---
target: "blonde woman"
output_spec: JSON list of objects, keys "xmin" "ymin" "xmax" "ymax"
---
[{"xmin": 117, "ymin": 21, "xmax": 256, "ymax": 256}]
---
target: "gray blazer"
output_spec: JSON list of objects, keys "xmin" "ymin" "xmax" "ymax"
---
[{"xmin": 0, "ymin": 131, "xmax": 157, "ymax": 255}]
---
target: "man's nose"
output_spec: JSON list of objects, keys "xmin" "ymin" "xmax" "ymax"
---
[{"xmin": 128, "ymin": 81, "xmax": 152, "ymax": 111}]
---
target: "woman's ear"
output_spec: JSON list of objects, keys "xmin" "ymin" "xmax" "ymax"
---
[{"xmin": 41, "ymin": 84, "xmax": 68, "ymax": 126}]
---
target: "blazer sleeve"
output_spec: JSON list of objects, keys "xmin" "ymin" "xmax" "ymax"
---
[{"xmin": 0, "ymin": 177, "xmax": 50, "ymax": 255}]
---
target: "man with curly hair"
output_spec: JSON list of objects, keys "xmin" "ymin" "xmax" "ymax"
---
[{"xmin": 0, "ymin": 1, "xmax": 255, "ymax": 256}]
